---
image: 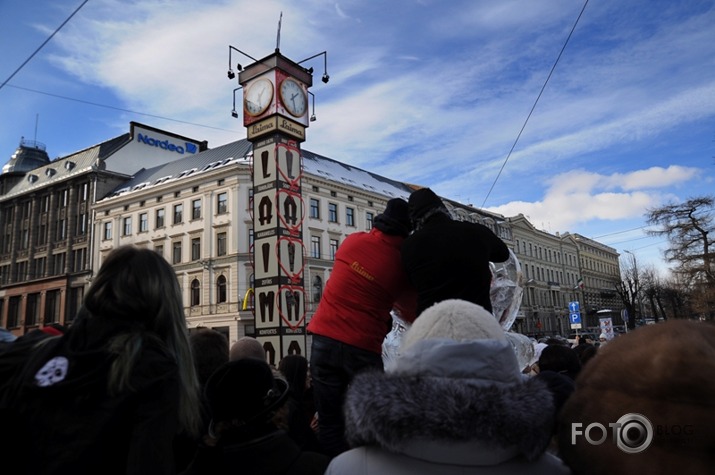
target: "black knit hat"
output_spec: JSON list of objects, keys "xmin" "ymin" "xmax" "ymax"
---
[
  {"xmin": 408, "ymin": 188, "xmax": 446, "ymax": 222},
  {"xmin": 205, "ymin": 358, "xmax": 289, "ymax": 425},
  {"xmin": 373, "ymin": 198, "xmax": 411, "ymax": 237}
]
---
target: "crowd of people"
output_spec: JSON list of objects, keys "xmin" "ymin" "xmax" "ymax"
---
[{"xmin": 0, "ymin": 188, "xmax": 711, "ymax": 474}]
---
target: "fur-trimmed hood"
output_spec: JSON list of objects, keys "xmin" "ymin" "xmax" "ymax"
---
[{"xmin": 343, "ymin": 339, "xmax": 556, "ymax": 466}]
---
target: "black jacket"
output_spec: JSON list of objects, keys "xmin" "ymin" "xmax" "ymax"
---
[
  {"xmin": 181, "ymin": 426, "xmax": 329, "ymax": 475},
  {"xmin": 0, "ymin": 315, "xmax": 181, "ymax": 475},
  {"xmin": 402, "ymin": 213, "xmax": 510, "ymax": 315}
]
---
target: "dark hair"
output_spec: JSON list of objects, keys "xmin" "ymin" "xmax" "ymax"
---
[
  {"xmin": 544, "ymin": 337, "xmax": 569, "ymax": 347},
  {"xmin": 82, "ymin": 245, "xmax": 201, "ymax": 435},
  {"xmin": 278, "ymin": 354, "xmax": 309, "ymax": 398},
  {"xmin": 190, "ymin": 328, "xmax": 229, "ymax": 387},
  {"xmin": 538, "ymin": 344, "xmax": 582, "ymax": 380},
  {"xmin": 576, "ymin": 344, "xmax": 598, "ymax": 367}
]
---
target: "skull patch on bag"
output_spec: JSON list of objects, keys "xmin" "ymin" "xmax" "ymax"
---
[{"xmin": 35, "ymin": 356, "xmax": 69, "ymax": 387}]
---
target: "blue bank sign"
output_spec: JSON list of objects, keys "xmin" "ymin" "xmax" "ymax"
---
[{"xmin": 137, "ymin": 133, "xmax": 197, "ymax": 154}]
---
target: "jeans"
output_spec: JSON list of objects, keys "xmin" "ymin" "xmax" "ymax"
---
[{"xmin": 309, "ymin": 334, "xmax": 383, "ymax": 457}]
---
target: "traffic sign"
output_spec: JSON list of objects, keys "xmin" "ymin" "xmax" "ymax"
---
[
  {"xmin": 568, "ymin": 301, "xmax": 580, "ymax": 313},
  {"xmin": 570, "ymin": 311, "xmax": 582, "ymax": 329}
]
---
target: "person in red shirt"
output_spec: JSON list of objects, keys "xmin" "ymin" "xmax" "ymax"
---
[{"xmin": 307, "ymin": 198, "xmax": 416, "ymax": 457}]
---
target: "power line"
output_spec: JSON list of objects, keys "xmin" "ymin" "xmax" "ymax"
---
[
  {"xmin": 0, "ymin": 0, "xmax": 91, "ymax": 92},
  {"xmin": 481, "ymin": 0, "xmax": 590, "ymax": 208},
  {"xmin": 592, "ymin": 225, "xmax": 652, "ymax": 239},
  {"xmin": 6, "ymin": 84, "xmax": 238, "ymax": 133},
  {"xmin": 2, "ymin": 0, "xmax": 239, "ymax": 135}
]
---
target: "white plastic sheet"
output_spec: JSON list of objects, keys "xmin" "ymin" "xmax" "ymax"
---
[{"xmin": 490, "ymin": 249, "xmax": 524, "ymax": 332}]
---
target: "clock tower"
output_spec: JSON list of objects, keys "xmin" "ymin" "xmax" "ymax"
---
[{"xmin": 237, "ymin": 49, "xmax": 315, "ymax": 365}]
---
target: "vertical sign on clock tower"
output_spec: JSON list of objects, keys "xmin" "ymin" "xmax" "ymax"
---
[{"xmin": 238, "ymin": 49, "xmax": 314, "ymax": 365}]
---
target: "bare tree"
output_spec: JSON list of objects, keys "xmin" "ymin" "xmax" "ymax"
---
[
  {"xmin": 660, "ymin": 275, "xmax": 689, "ymax": 319},
  {"xmin": 641, "ymin": 266, "xmax": 664, "ymax": 322},
  {"xmin": 615, "ymin": 252, "xmax": 640, "ymax": 329},
  {"xmin": 646, "ymin": 196, "xmax": 715, "ymax": 320}
]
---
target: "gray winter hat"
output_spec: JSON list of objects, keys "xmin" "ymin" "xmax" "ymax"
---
[{"xmin": 400, "ymin": 299, "xmax": 506, "ymax": 353}]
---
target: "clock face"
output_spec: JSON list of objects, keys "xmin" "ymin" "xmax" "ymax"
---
[
  {"xmin": 280, "ymin": 78, "xmax": 307, "ymax": 117},
  {"xmin": 244, "ymin": 78, "xmax": 274, "ymax": 117}
]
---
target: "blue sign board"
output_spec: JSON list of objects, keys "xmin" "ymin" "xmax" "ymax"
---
[{"xmin": 568, "ymin": 301, "xmax": 582, "ymax": 329}]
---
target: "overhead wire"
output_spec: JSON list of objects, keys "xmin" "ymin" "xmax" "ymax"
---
[
  {"xmin": 0, "ymin": 0, "xmax": 91, "ymax": 92},
  {"xmin": 6, "ymin": 84, "xmax": 238, "ymax": 133},
  {"xmin": 1, "ymin": 1, "xmax": 238, "ymax": 135},
  {"xmin": 481, "ymin": 0, "xmax": 590, "ymax": 208}
]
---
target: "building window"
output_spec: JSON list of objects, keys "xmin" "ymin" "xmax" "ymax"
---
[
  {"xmin": 191, "ymin": 238, "xmax": 201, "ymax": 261},
  {"xmin": 312, "ymin": 275, "xmax": 323, "ymax": 302},
  {"xmin": 139, "ymin": 213, "xmax": 148, "ymax": 233},
  {"xmin": 123, "ymin": 217, "xmax": 132, "ymax": 236},
  {"xmin": 20, "ymin": 228, "xmax": 28, "ymax": 250},
  {"xmin": 26, "ymin": 293, "xmax": 40, "ymax": 326},
  {"xmin": 311, "ymin": 236, "xmax": 321, "ymax": 259},
  {"xmin": 172, "ymin": 241, "xmax": 182, "ymax": 264},
  {"xmin": 328, "ymin": 203, "xmax": 338, "ymax": 223},
  {"xmin": 7, "ymin": 296, "xmax": 21, "ymax": 328},
  {"xmin": 329, "ymin": 239, "xmax": 339, "ymax": 260},
  {"xmin": 346, "ymin": 207, "xmax": 355, "ymax": 227},
  {"xmin": 57, "ymin": 218, "xmax": 66, "ymax": 240},
  {"xmin": 191, "ymin": 279, "xmax": 200, "ymax": 306},
  {"xmin": 173, "ymin": 204, "xmax": 183, "ymax": 224},
  {"xmin": 156, "ymin": 208, "xmax": 165, "ymax": 228},
  {"xmin": 21, "ymin": 200, "xmax": 31, "ymax": 219},
  {"xmin": 34, "ymin": 257, "xmax": 46, "ymax": 278},
  {"xmin": 155, "ymin": 244, "xmax": 164, "ymax": 257},
  {"xmin": 59, "ymin": 189, "xmax": 69, "ymax": 208},
  {"xmin": 72, "ymin": 248, "xmax": 87, "ymax": 272},
  {"xmin": 217, "ymin": 275, "xmax": 227, "ymax": 303},
  {"xmin": 366, "ymin": 211, "xmax": 374, "ymax": 230},
  {"xmin": 77, "ymin": 213, "xmax": 89, "ymax": 235},
  {"xmin": 37, "ymin": 221, "xmax": 48, "ymax": 245},
  {"xmin": 217, "ymin": 232, "xmax": 227, "ymax": 256},
  {"xmin": 16, "ymin": 261, "xmax": 27, "ymax": 281},
  {"xmin": 44, "ymin": 289, "xmax": 61, "ymax": 323},
  {"xmin": 67, "ymin": 287, "xmax": 84, "ymax": 325},
  {"xmin": 310, "ymin": 198, "xmax": 320, "ymax": 219},
  {"xmin": 2, "ymin": 228, "xmax": 10, "ymax": 253},
  {"xmin": 53, "ymin": 253, "xmax": 66, "ymax": 275},
  {"xmin": 80, "ymin": 182, "xmax": 89, "ymax": 202},
  {"xmin": 217, "ymin": 192, "xmax": 228, "ymax": 214},
  {"xmin": 192, "ymin": 199, "xmax": 201, "ymax": 220}
]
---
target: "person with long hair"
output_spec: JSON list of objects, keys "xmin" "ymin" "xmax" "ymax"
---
[{"xmin": 0, "ymin": 245, "xmax": 201, "ymax": 475}]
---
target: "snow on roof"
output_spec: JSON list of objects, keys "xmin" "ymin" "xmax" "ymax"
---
[{"xmin": 103, "ymin": 139, "xmax": 413, "ymax": 201}]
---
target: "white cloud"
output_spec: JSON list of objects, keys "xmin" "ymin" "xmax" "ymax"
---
[{"xmin": 485, "ymin": 166, "xmax": 701, "ymax": 232}]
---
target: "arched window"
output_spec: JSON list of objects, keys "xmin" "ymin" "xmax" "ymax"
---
[
  {"xmin": 312, "ymin": 275, "xmax": 323, "ymax": 302},
  {"xmin": 191, "ymin": 279, "xmax": 200, "ymax": 307},
  {"xmin": 216, "ymin": 275, "xmax": 227, "ymax": 303}
]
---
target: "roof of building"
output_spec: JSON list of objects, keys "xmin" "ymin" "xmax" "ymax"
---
[
  {"xmin": 102, "ymin": 139, "xmax": 414, "ymax": 201},
  {"xmin": 1, "ymin": 139, "xmax": 51, "ymax": 175},
  {"xmin": 0, "ymin": 134, "xmax": 131, "ymax": 201}
]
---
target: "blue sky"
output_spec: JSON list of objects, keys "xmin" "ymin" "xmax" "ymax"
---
[{"xmin": 1, "ymin": 0, "xmax": 714, "ymax": 275}]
